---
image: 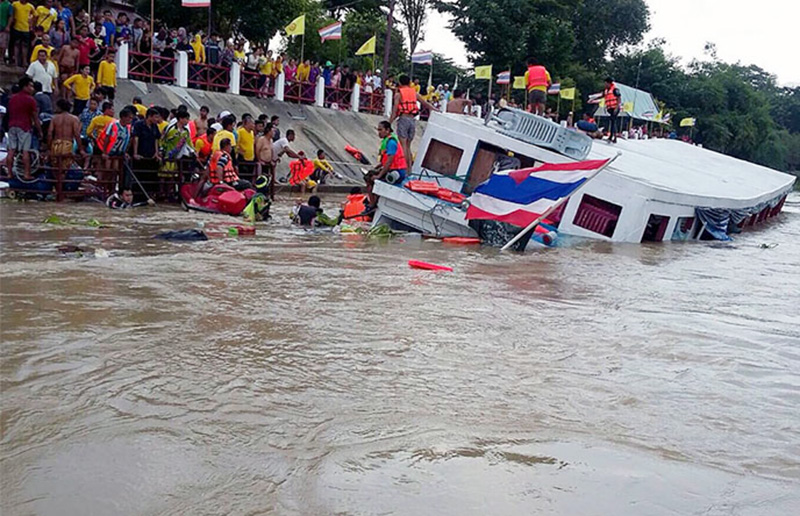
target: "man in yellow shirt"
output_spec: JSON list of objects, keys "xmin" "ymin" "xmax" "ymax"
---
[
  {"xmin": 132, "ymin": 96, "xmax": 147, "ymax": 117},
  {"xmin": 297, "ymin": 59, "xmax": 310, "ymax": 82},
  {"xmin": 62, "ymin": 64, "xmax": 95, "ymax": 114},
  {"xmin": 212, "ymin": 115, "xmax": 237, "ymax": 152},
  {"xmin": 86, "ymin": 100, "xmax": 114, "ymax": 143},
  {"xmin": 96, "ymin": 50, "xmax": 117, "ymax": 100},
  {"xmin": 236, "ymin": 115, "xmax": 255, "ymax": 162},
  {"xmin": 35, "ymin": 0, "xmax": 55, "ymax": 32},
  {"xmin": 10, "ymin": 0, "xmax": 35, "ymax": 66},
  {"xmin": 29, "ymin": 32, "xmax": 52, "ymax": 63}
]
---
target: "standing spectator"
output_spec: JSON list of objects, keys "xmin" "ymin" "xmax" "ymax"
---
[
  {"xmin": 190, "ymin": 32, "xmax": 204, "ymax": 63},
  {"xmin": 297, "ymin": 59, "xmax": 310, "ymax": 82},
  {"xmin": 54, "ymin": 0, "xmax": 73, "ymax": 37},
  {"xmin": 175, "ymin": 28, "xmax": 194, "ymax": 61},
  {"xmin": 131, "ymin": 106, "xmax": 161, "ymax": 191},
  {"xmin": 96, "ymin": 107, "xmax": 134, "ymax": 186},
  {"xmin": 74, "ymin": 7, "xmax": 88, "ymax": 33},
  {"xmin": 33, "ymin": 80, "xmax": 52, "ymax": 132},
  {"xmin": 10, "ymin": 0, "xmax": 36, "ymax": 67},
  {"xmin": 115, "ymin": 13, "xmax": 130, "ymax": 46},
  {"xmin": 132, "ymin": 18, "xmax": 143, "ymax": 49},
  {"xmin": 26, "ymin": 48, "xmax": 57, "ymax": 94},
  {"xmin": 151, "ymin": 27, "xmax": 166, "ymax": 56},
  {"xmin": 159, "ymin": 109, "xmax": 191, "ymax": 195},
  {"xmin": 28, "ymin": 32, "xmax": 52, "ymax": 63},
  {"xmin": 390, "ymin": 74, "xmax": 435, "ymax": 168},
  {"xmin": 211, "ymin": 114, "xmax": 236, "ymax": 152},
  {"xmin": 233, "ymin": 39, "xmax": 245, "ymax": 64},
  {"xmin": 331, "ymin": 66, "xmax": 341, "ymax": 91},
  {"xmin": 364, "ymin": 70, "xmax": 374, "ymax": 94},
  {"xmin": 322, "ymin": 60, "xmax": 332, "ymax": 86},
  {"xmin": 602, "ymin": 76, "xmax": 621, "ymax": 143},
  {"xmin": 56, "ymin": 37, "xmax": 80, "ymax": 93},
  {"xmin": 204, "ymin": 32, "xmax": 219, "ymax": 65},
  {"xmin": 0, "ymin": 0, "xmax": 12, "ymax": 63},
  {"xmin": 85, "ymin": 99, "xmax": 113, "ymax": 142},
  {"xmin": 308, "ymin": 61, "xmax": 320, "ymax": 85},
  {"xmin": 48, "ymin": 16, "xmax": 68, "ymax": 50},
  {"xmin": 284, "ymin": 57, "xmax": 297, "ymax": 83},
  {"xmin": 339, "ymin": 65, "xmax": 355, "ymax": 90},
  {"xmin": 270, "ymin": 114, "xmax": 280, "ymax": 141},
  {"xmin": 6, "ymin": 76, "xmax": 41, "ymax": 179},
  {"xmin": 75, "ymin": 25, "xmax": 94, "ymax": 68},
  {"xmin": 101, "ymin": 10, "xmax": 114, "ymax": 47},
  {"xmin": 96, "ymin": 49, "xmax": 116, "ymax": 100},
  {"xmin": 62, "ymin": 64, "xmax": 94, "ymax": 114},
  {"xmin": 78, "ymin": 97, "xmax": 100, "ymax": 137},
  {"xmin": 220, "ymin": 40, "xmax": 234, "ymax": 68},
  {"xmin": 236, "ymin": 114, "xmax": 255, "ymax": 163},
  {"xmin": 138, "ymin": 23, "xmax": 150, "ymax": 54},
  {"xmin": 35, "ymin": 0, "xmax": 56, "ymax": 34}
]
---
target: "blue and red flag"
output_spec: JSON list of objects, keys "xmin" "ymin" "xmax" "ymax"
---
[
  {"xmin": 466, "ymin": 158, "xmax": 611, "ymax": 227},
  {"xmin": 411, "ymin": 51, "xmax": 433, "ymax": 65},
  {"xmin": 318, "ymin": 22, "xmax": 343, "ymax": 42},
  {"xmin": 496, "ymin": 71, "xmax": 510, "ymax": 84}
]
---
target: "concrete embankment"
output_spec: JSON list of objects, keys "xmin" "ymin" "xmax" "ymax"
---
[{"xmin": 115, "ymin": 79, "xmax": 424, "ymax": 188}]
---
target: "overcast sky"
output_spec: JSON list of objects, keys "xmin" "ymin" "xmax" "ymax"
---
[{"xmin": 421, "ymin": 0, "xmax": 799, "ymax": 86}]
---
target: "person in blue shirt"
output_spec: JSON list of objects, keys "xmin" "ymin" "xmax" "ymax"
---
[
  {"xmin": 101, "ymin": 10, "xmax": 115, "ymax": 47},
  {"xmin": 56, "ymin": 0, "xmax": 75, "ymax": 37},
  {"xmin": 322, "ymin": 61, "xmax": 332, "ymax": 87}
]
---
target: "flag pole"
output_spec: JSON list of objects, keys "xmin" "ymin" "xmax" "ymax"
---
[
  {"xmin": 149, "ymin": 0, "xmax": 154, "ymax": 83},
  {"xmin": 300, "ymin": 15, "xmax": 305, "ymax": 63},
  {"xmin": 500, "ymin": 153, "xmax": 621, "ymax": 251},
  {"xmin": 207, "ymin": 3, "xmax": 211, "ymax": 41}
]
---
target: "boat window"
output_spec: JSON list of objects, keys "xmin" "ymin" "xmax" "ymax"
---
[
  {"xmin": 641, "ymin": 214, "xmax": 671, "ymax": 242},
  {"xmin": 421, "ymin": 139, "xmax": 463, "ymax": 178},
  {"xmin": 572, "ymin": 194, "xmax": 622, "ymax": 238},
  {"xmin": 465, "ymin": 141, "xmax": 538, "ymax": 194},
  {"xmin": 671, "ymin": 216, "xmax": 695, "ymax": 241}
]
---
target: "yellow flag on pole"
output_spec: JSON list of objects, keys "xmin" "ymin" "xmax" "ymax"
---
[
  {"xmin": 285, "ymin": 15, "xmax": 305, "ymax": 36},
  {"xmin": 512, "ymin": 76, "xmax": 526, "ymax": 90},
  {"xmin": 355, "ymin": 35, "xmax": 376, "ymax": 56},
  {"xmin": 680, "ymin": 117, "xmax": 696, "ymax": 127},
  {"xmin": 622, "ymin": 101, "xmax": 635, "ymax": 113},
  {"xmin": 559, "ymin": 87, "xmax": 575, "ymax": 100},
  {"xmin": 474, "ymin": 65, "xmax": 492, "ymax": 80}
]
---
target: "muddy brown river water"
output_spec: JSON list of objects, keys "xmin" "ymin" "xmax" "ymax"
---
[{"xmin": 1, "ymin": 194, "xmax": 799, "ymax": 515}]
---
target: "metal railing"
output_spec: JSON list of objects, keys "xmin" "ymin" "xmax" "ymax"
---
[
  {"xmin": 129, "ymin": 51, "xmax": 176, "ymax": 84},
  {"xmin": 240, "ymin": 69, "xmax": 274, "ymax": 98}
]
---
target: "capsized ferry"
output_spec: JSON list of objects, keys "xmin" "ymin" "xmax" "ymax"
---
[{"xmin": 371, "ymin": 108, "xmax": 795, "ymax": 246}]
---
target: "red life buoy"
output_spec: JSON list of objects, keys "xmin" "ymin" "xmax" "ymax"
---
[
  {"xmin": 442, "ymin": 237, "xmax": 481, "ymax": 245},
  {"xmin": 405, "ymin": 180, "xmax": 440, "ymax": 195},
  {"xmin": 408, "ymin": 260, "xmax": 453, "ymax": 272}
]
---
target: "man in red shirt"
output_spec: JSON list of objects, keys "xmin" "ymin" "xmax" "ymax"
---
[
  {"xmin": 6, "ymin": 76, "xmax": 42, "ymax": 179},
  {"xmin": 76, "ymin": 25, "xmax": 96, "ymax": 68}
]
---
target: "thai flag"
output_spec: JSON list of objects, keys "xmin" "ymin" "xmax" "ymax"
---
[
  {"xmin": 547, "ymin": 83, "xmax": 561, "ymax": 95},
  {"xmin": 587, "ymin": 92, "xmax": 603, "ymax": 104},
  {"xmin": 411, "ymin": 51, "xmax": 433, "ymax": 65},
  {"xmin": 182, "ymin": 0, "xmax": 210, "ymax": 6},
  {"xmin": 496, "ymin": 71, "xmax": 510, "ymax": 84},
  {"xmin": 318, "ymin": 21, "xmax": 342, "ymax": 42},
  {"xmin": 466, "ymin": 159, "xmax": 611, "ymax": 227}
]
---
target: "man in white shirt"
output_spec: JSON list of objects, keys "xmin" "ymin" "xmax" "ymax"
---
[
  {"xmin": 272, "ymin": 129, "xmax": 301, "ymax": 162},
  {"xmin": 372, "ymin": 70, "xmax": 382, "ymax": 92},
  {"xmin": 26, "ymin": 50, "xmax": 58, "ymax": 95}
]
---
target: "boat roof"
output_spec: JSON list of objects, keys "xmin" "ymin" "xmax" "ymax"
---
[
  {"xmin": 425, "ymin": 113, "xmax": 795, "ymax": 209},
  {"xmin": 587, "ymin": 138, "xmax": 796, "ymax": 208}
]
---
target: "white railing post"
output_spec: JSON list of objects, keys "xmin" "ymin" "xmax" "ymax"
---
[
  {"xmin": 228, "ymin": 61, "xmax": 240, "ymax": 95},
  {"xmin": 116, "ymin": 41, "xmax": 129, "ymax": 80},
  {"xmin": 175, "ymin": 51, "xmax": 188, "ymax": 87},
  {"xmin": 383, "ymin": 89, "xmax": 393, "ymax": 118},
  {"xmin": 440, "ymin": 99, "xmax": 447, "ymax": 113},
  {"xmin": 315, "ymin": 76, "xmax": 325, "ymax": 107},
  {"xmin": 275, "ymin": 73, "xmax": 285, "ymax": 102},
  {"xmin": 351, "ymin": 83, "xmax": 360, "ymax": 112}
]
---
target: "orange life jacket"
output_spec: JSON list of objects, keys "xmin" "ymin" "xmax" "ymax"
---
[
  {"xmin": 288, "ymin": 159, "xmax": 315, "ymax": 185},
  {"xmin": 380, "ymin": 134, "xmax": 408, "ymax": 171},
  {"xmin": 196, "ymin": 135, "xmax": 212, "ymax": 160},
  {"xmin": 208, "ymin": 150, "xmax": 233, "ymax": 184},
  {"xmin": 396, "ymin": 85, "xmax": 419, "ymax": 116},
  {"xmin": 604, "ymin": 82, "xmax": 620, "ymax": 110},
  {"xmin": 343, "ymin": 193, "xmax": 369, "ymax": 221},
  {"xmin": 526, "ymin": 65, "xmax": 548, "ymax": 90}
]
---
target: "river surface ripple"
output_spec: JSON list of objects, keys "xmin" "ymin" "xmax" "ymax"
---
[{"xmin": 1, "ymin": 194, "xmax": 799, "ymax": 515}]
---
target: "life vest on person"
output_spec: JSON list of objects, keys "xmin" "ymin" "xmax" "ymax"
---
[
  {"xmin": 604, "ymin": 82, "xmax": 620, "ymax": 110},
  {"xmin": 288, "ymin": 159, "xmax": 315, "ymax": 186},
  {"xmin": 526, "ymin": 65, "xmax": 548, "ymax": 90},
  {"xmin": 195, "ymin": 135, "xmax": 212, "ymax": 161},
  {"xmin": 208, "ymin": 150, "xmax": 232, "ymax": 184},
  {"xmin": 343, "ymin": 193, "xmax": 369, "ymax": 221},
  {"xmin": 96, "ymin": 120, "xmax": 121, "ymax": 153},
  {"xmin": 396, "ymin": 85, "xmax": 419, "ymax": 116},
  {"xmin": 379, "ymin": 134, "xmax": 408, "ymax": 171}
]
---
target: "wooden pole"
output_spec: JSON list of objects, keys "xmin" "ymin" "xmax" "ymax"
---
[{"xmin": 149, "ymin": 0, "xmax": 154, "ymax": 83}]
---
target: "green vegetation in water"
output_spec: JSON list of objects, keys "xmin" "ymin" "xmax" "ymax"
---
[{"xmin": 44, "ymin": 215, "xmax": 103, "ymax": 227}]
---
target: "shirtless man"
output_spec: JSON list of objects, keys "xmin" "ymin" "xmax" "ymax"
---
[
  {"xmin": 56, "ymin": 39, "xmax": 82, "ymax": 95},
  {"xmin": 48, "ymin": 99, "xmax": 83, "ymax": 174},
  {"xmin": 193, "ymin": 105, "xmax": 209, "ymax": 138},
  {"xmin": 255, "ymin": 121, "xmax": 274, "ymax": 197},
  {"xmin": 446, "ymin": 89, "xmax": 474, "ymax": 115}
]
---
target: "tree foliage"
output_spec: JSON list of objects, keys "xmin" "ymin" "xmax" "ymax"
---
[{"xmin": 397, "ymin": 0, "xmax": 428, "ymax": 58}]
